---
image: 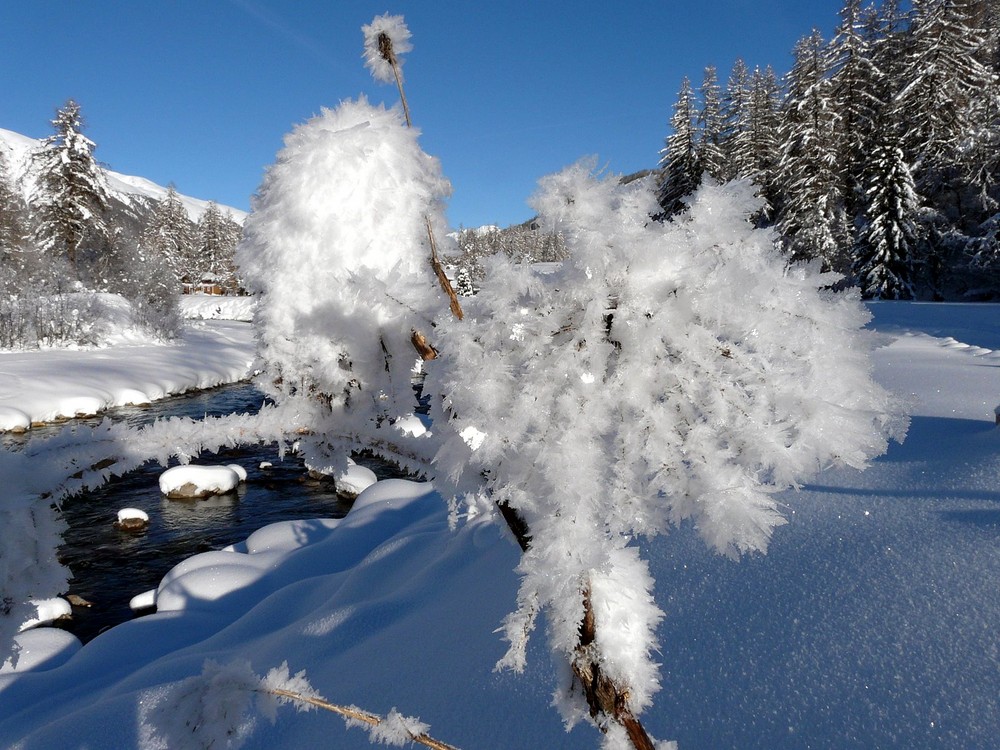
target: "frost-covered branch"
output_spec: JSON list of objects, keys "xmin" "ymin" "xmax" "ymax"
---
[
  {"xmin": 431, "ymin": 164, "xmax": 907, "ymax": 749},
  {"xmin": 362, "ymin": 13, "xmax": 463, "ymax": 322},
  {"xmin": 144, "ymin": 658, "xmax": 458, "ymax": 750}
]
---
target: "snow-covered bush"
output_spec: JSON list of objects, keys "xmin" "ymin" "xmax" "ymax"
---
[
  {"xmin": 431, "ymin": 163, "xmax": 908, "ymax": 743},
  {"xmin": 236, "ymin": 96, "xmax": 451, "ymax": 470}
]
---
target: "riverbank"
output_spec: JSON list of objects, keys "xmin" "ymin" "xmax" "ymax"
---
[{"xmin": 0, "ymin": 318, "xmax": 255, "ymax": 432}]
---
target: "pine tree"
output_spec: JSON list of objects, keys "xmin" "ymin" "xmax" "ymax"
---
[
  {"xmin": 855, "ymin": 129, "xmax": 920, "ymax": 298},
  {"xmin": 194, "ymin": 201, "xmax": 233, "ymax": 285},
  {"xmin": 743, "ymin": 66, "xmax": 783, "ymax": 218},
  {"xmin": 828, "ymin": 0, "xmax": 883, "ymax": 224},
  {"xmin": 657, "ymin": 76, "xmax": 702, "ymax": 217},
  {"xmin": 775, "ymin": 30, "xmax": 847, "ymax": 269},
  {"xmin": 897, "ymin": 0, "xmax": 995, "ymax": 183},
  {"xmin": 30, "ymin": 100, "xmax": 110, "ymax": 279},
  {"xmin": 721, "ymin": 59, "xmax": 753, "ymax": 180},
  {"xmin": 0, "ymin": 151, "xmax": 30, "ymax": 284},
  {"xmin": 142, "ymin": 185, "xmax": 194, "ymax": 284},
  {"xmin": 697, "ymin": 66, "xmax": 726, "ymax": 181}
]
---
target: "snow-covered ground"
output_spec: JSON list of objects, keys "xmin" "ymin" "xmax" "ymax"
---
[
  {"xmin": 0, "ymin": 302, "xmax": 998, "ymax": 749},
  {"xmin": 0, "ymin": 310, "xmax": 254, "ymax": 431}
]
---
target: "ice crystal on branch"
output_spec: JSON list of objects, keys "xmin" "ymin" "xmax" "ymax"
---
[
  {"xmin": 431, "ymin": 161, "xmax": 907, "ymax": 733},
  {"xmin": 362, "ymin": 14, "xmax": 412, "ymax": 84},
  {"xmin": 236, "ymin": 96, "xmax": 452, "ymax": 468}
]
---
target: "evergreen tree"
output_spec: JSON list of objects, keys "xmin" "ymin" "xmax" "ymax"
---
[
  {"xmin": 855, "ymin": 130, "xmax": 920, "ymax": 298},
  {"xmin": 897, "ymin": 0, "xmax": 994, "ymax": 183},
  {"xmin": 194, "ymin": 201, "xmax": 232, "ymax": 283},
  {"xmin": 697, "ymin": 65, "xmax": 726, "ymax": 181},
  {"xmin": 775, "ymin": 30, "xmax": 847, "ymax": 269},
  {"xmin": 30, "ymin": 99, "xmax": 110, "ymax": 278},
  {"xmin": 142, "ymin": 185, "xmax": 194, "ymax": 284},
  {"xmin": 0, "ymin": 152, "xmax": 30, "ymax": 284},
  {"xmin": 743, "ymin": 66, "xmax": 783, "ymax": 218},
  {"xmin": 721, "ymin": 59, "xmax": 753, "ymax": 180},
  {"xmin": 828, "ymin": 0, "xmax": 883, "ymax": 223},
  {"xmin": 657, "ymin": 76, "xmax": 702, "ymax": 217}
]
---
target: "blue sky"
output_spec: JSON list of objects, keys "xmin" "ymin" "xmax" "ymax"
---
[{"xmin": 2, "ymin": 1, "xmax": 848, "ymax": 228}]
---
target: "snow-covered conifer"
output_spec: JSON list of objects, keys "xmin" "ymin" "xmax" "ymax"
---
[
  {"xmin": 828, "ymin": 0, "xmax": 882, "ymax": 219},
  {"xmin": 721, "ymin": 59, "xmax": 752, "ymax": 180},
  {"xmin": 696, "ymin": 66, "xmax": 726, "ymax": 181},
  {"xmin": 431, "ymin": 162, "xmax": 906, "ymax": 746},
  {"xmin": 855, "ymin": 130, "xmax": 920, "ymax": 299},
  {"xmin": 193, "ymin": 201, "xmax": 242, "ymax": 291},
  {"xmin": 0, "ymin": 152, "xmax": 31, "ymax": 286},
  {"xmin": 237, "ymin": 96, "xmax": 452, "ymax": 468},
  {"xmin": 896, "ymin": 0, "xmax": 995, "ymax": 179},
  {"xmin": 141, "ymin": 186, "xmax": 194, "ymax": 283},
  {"xmin": 776, "ymin": 30, "xmax": 848, "ymax": 269},
  {"xmin": 657, "ymin": 76, "xmax": 702, "ymax": 217},
  {"xmin": 30, "ymin": 100, "xmax": 110, "ymax": 277}
]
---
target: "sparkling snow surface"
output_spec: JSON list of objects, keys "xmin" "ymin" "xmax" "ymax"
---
[{"xmin": 0, "ymin": 303, "xmax": 998, "ymax": 749}]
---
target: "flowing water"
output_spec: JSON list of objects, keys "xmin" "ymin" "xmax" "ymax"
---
[{"xmin": 46, "ymin": 383, "xmax": 405, "ymax": 643}]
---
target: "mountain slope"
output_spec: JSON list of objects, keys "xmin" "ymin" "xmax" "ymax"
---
[{"xmin": 0, "ymin": 126, "xmax": 246, "ymax": 224}]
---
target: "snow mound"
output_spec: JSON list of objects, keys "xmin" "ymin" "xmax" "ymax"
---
[
  {"xmin": 0, "ymin": 407, "xmax": 30, "ymax": 432},
  {"xmin": 159, "ymin": 465, "xmax": 244, "ymax": 499},
  {"xmin": 57, "ymin": 395, "xmax": 106, "ymax": 419},
  {"xmin": 129, "ymin": 590, "xmax": 157, "ymax": 612},
  {"xmin": 0, "ymin": 628, "xmax": 81, "ymax": 675},
  {"xmin": 20, "ymin": 598, "xmax": 71, "ymax": 632},
  {"xmin": 113, "ymin": 388, "xmax": 151, "ymax": 406}
]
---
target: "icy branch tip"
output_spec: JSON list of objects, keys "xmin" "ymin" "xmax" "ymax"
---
[{"xmin": 362, "ymin": 13, "xmax": 412, "ymax": 83}]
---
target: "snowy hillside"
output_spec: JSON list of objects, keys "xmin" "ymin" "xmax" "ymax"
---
[{"xmin": 0, "ymin": 127, "xmax": 246, "ymax": 224}]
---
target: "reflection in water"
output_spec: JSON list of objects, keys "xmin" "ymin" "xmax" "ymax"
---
[{"xmin": 51, "ymin": 383, "xmax": 405, "ymax": 643}]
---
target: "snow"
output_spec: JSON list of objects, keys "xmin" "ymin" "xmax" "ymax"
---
[
  {"xmin": 362, "ymin": 14, "xmax": 412, "ymax": 84},
  {"xmin": 19, "ymin": 598, "xmax": 71, "ymax": 632},
  {"xmin": 0, "ymin": 629, "xmax": 80, "ymax": 675},
  {"xmin": 178, "ymin": 294, "xmax": 257, "ymax": 322},
  {"xmin": 0, "ymin": 127, "xmax": 247, "ymax": 224},
  {"xmin": 116, "ymin": 508, "xmax": 149, "ymax": 523},
  {"xmin": 0, "ymin": 303, "xmax": 998, "ymax": 747},
  {"xmin": 158, "ymin": 464, "xmax": 244, "ymax": 498},
  {"xmin": 0, "ymin": 318, "xmax": 254, "ymax": 431}
]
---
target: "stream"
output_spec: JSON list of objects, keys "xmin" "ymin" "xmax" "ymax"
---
[{"xmin": 44, "ymin": 382, "xmax": 405, "ymax": 644}]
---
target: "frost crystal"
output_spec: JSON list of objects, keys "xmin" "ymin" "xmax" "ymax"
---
[
  {"xmin": 362, "ymin": 14, "xmax": 412, "ymax": 84},
  {"xmin": 431, "ymin": 161, "xmax": 907, "ymax": 727}
]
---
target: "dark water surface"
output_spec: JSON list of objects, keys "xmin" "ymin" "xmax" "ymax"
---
[{"xmin": 51, "ymin": 383, "xmax": 403, "ymax": 643}]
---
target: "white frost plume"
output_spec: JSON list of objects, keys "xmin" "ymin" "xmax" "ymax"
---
[
  {"xmin": 362, "ymin": 14, "xmax": 412, "ymax": 83},
  {"xmin": 431, "ymin": 161, "xmax": 908, "ymax": 733},
  {"xmin": 236, "ymin": 95, "xmax": 451, "ymax": 465},
  {"xmin": 141, "ymin": 659, "xmax": 318, "ymax": 749}
]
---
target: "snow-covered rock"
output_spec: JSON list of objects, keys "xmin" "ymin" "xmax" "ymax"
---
[
  {"xmin": 129, "ymin": 589, "xmax": 157, "ymax": 612},
  {"xmin": 159, "ymin": 465, "xmax": 244, "ymax": 499},
  {"xmin": 304, "ymin": 457, "xmax": 378, "ymax": 498},
  {"xmin": 19, "ymin": 598, "xmax": 72, "ymax": 632},
  {"xmin": 114, "ymin": 508, "xmax": 149, "ymax": 531}
]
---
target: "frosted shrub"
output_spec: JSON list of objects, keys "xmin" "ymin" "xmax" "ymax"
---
[
  {"xmin": 431, "ymin": 163, "xmax": 907, "ymax": 743},
  {"xmin": 236, "ymin": 97, "xmax": 451, "ymax": 468}
]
